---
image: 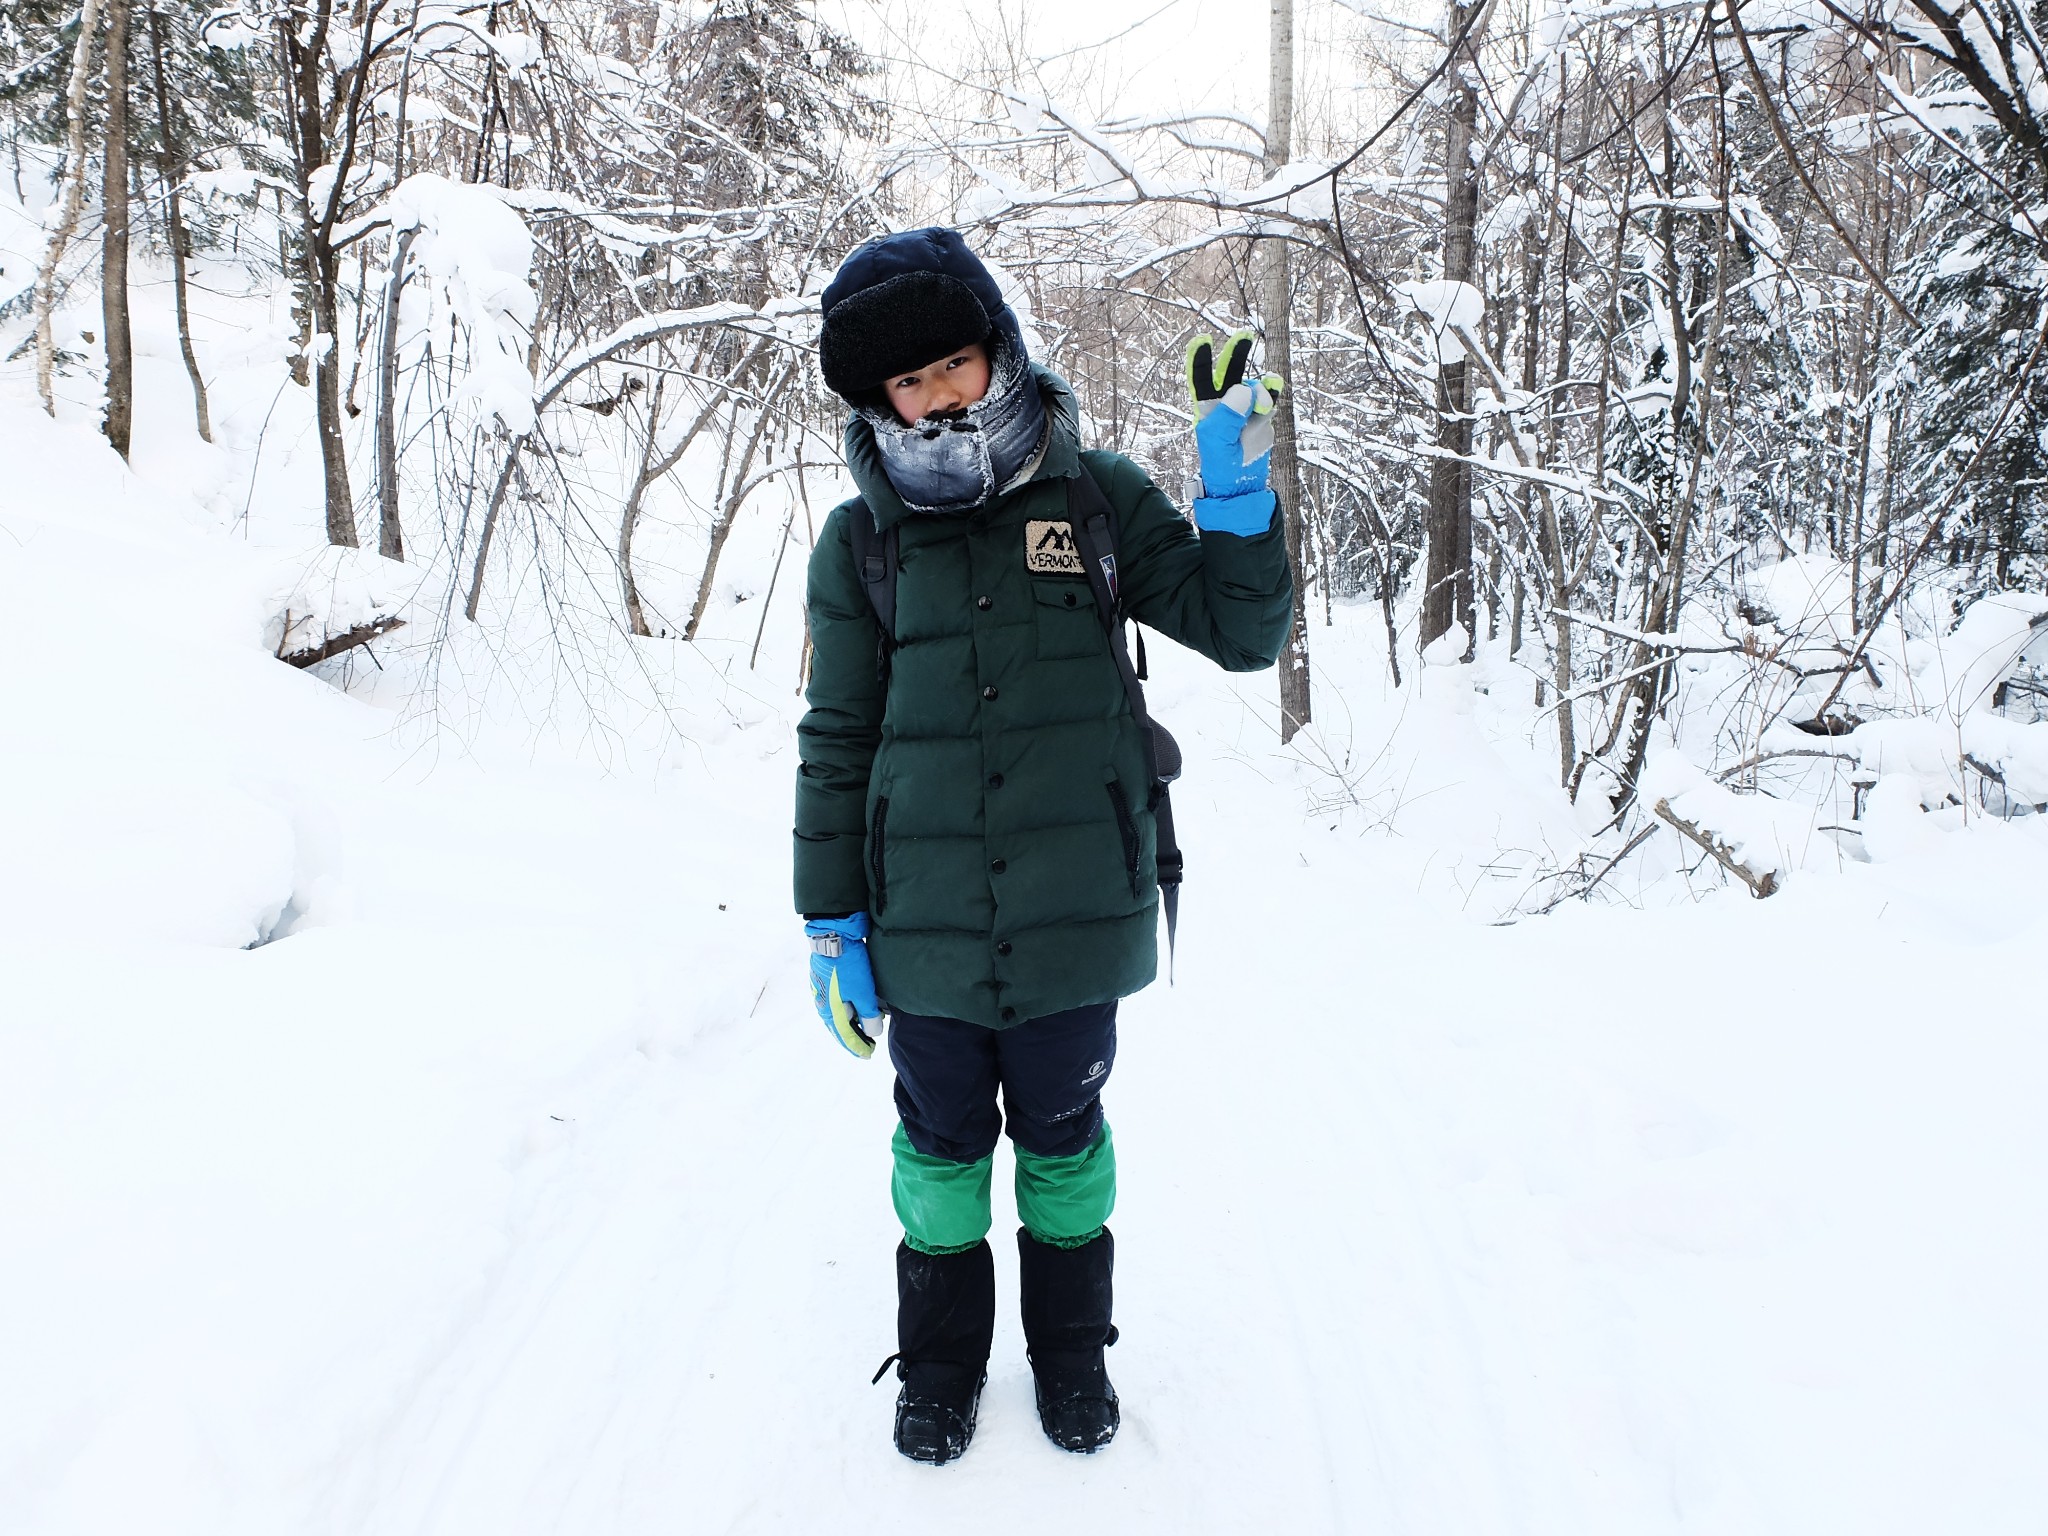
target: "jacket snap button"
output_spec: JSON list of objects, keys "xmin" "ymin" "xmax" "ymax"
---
[
  {"xmin": 976, "ymin": 595, "xmax": 992, "ymax": 611},
  {"xmin": 988, "ymin": 773, "xmax": 1004, "ymax": 789},
  {"xmin": 1000, "ymin": 1006, "xmax": 1017, "ymax": 1023},
  {"xmin": 1063, "ymin": 591, "xmax": 1077, "ymax": 607},
  {"xmin": 996, "ymin": 941, "xmax": 1013, "ymax": 957},
  {"xmin": 981, "ymin": 685, "xmax": 998, "ymax": 701},
  {"xmin": 990, "ymin": 859, "xmax": 1006, "ymax": 874}
]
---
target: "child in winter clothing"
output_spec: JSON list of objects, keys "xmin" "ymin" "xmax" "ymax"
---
[{"xmin": 794, "ymin": 227, "xmax": 1292, "ymax": 1463}]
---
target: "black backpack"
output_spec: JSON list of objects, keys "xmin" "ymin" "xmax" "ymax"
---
[{"xmin": 845, "ymin": 465, "xmax": 1184, "ymax": 960}]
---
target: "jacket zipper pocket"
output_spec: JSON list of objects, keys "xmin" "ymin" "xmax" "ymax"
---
[
  {"xmin": 1105, "ymin": 782, "xmax": 1141, "ymax": 897},
  {"xmin": 869, "ymin": 796, "xmax": 890, "ymax": 914}
]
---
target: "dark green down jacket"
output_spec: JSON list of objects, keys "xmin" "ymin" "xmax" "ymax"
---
[{"xmin": 793, "ymin": 367, "xmax": 1292, "ymax": 1027}]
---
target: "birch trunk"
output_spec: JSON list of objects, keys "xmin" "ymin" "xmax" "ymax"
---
[
  {"xmin": 619, "ymin": 375, "xmax": 665, "ymax": 637},
  {"xmin": 32, "ymin": 0, "xmax": 109, "ymax": 417},
  {"xmin": 1266, "ymin": 0, "xmax": 1312, "ymax": 742},
  {"xmin": 374, "ymin": 225, "xmax": 415, "ymax": 561}
]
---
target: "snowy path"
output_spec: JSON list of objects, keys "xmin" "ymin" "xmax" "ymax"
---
[{"xmin": 18, "ymin": 726, "xmax": 2045, "ymax": 1535}]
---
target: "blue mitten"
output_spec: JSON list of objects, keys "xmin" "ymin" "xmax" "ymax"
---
[
  {"xmin": 1187, "ymin": 329, "xmax": 1283, "ymax": 536},
  {"xmin": 806, "ymin": 912, "xmax": 881, "ymax": 1059}
]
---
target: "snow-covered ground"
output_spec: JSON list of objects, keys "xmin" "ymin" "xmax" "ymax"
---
[{"xmin": 5, "ymin": 233, "xmax": 2047, "ymax": 1535}]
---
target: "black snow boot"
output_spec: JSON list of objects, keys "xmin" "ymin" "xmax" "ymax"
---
[
  {"xmin": 875, "ymin": 1239, "xmax": 994, "ymax": 1465},
  {"xmin": 1017, "ymin": 1226, "xmax": 1120, "ymax": 1453}
]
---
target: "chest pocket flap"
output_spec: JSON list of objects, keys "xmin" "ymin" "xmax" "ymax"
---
[{"xmin": 1033, "ymin": 579, "xmax": 1101, "ymax": 660}]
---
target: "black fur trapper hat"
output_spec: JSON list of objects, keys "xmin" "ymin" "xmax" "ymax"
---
[{"xmin": 817, "ymin": 228, "xmax": 1024, "ymax": 400}]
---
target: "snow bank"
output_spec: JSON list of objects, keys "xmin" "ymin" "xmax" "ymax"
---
[
  {"xmin": 0, "ymin": 403, "xmax": 381, "ymax": 948},
  {"xmin": 383, "ymin": 173, "xmax": 539, "ymax": 433},
  {"xmin": 1737, "ymin": 552, "xmax": 1857, "ymax": 651},
  {"xmin": 1910, "ymin": 589, "xmax": 2048, "ymax": 717}
]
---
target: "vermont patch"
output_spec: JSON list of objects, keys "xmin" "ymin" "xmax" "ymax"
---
[{"xmin": 1026, "ymin": 519, "xmax": 1083, "ymax": 575}]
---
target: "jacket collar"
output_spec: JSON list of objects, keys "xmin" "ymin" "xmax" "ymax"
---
[{"xmin": 845, "ymin": 364, "xmax": 1082, "ymax": 533}]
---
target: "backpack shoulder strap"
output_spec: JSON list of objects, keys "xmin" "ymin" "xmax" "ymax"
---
[
  {"xmin": 1066, "ymin": 467, "xmax": 1184, "ymax": 968},
  {"xmin": 1065, "ymin": 469, "xmax": 1177, "ymax": 778},
  {"xmin": 844, "ymin": 497, "xmax": 896, "ymax": 635},
  {"xmin": 844, "ymin": 497, "xmax": 898, "ymax": 683},
  {"xmin": 1068, "ymin": 456, "xmax": 1144, "ymax": 676}
]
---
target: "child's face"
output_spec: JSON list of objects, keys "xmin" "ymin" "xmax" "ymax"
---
[{"xmin": 885, "ymin": 342, "xmax": 992, "ymax": 424}]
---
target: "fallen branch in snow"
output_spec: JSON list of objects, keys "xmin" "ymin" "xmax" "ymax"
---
[
  {"xmin": 276, "ymin": 614, "xmax": 406, "ymax": 668},
  {"xmin": 1964, "ymin": 752, "xmax": 2009, "ymax": 787},
  {"xmin": 1713, "ymin": 747, "xmax": 1861, "ymax": 783},
  {"xmin": 1652, "ymin": 798, "xmax": 1779, "ymax": 899}
]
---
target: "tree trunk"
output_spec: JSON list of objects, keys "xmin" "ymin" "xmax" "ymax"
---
[
  {"xmin": 1421, "ymin": 0, "xmax": 1483, "ymax": 658},
  {"xmin": 619, "ymin": 375, "xmax": 665, "ymax": 637},
  {"xmin": 1541, "ymin": 109, "xmax": 1582, "ymax": 788},
  {"xmin": 147, "ymin": 1, "xmax": 209, "ymax": 443},
  {"xmin": 100, "ymin": 0, "xmax": 133, "ymax": 459},
  {"xmin": 1597, "ymin": 72, "xmax": 1732, "ymax": 816},
  {"xmin": 685, "ymin": 360, "xmax": 797, "ymax": 642},
  {"xmin": 375, "ymin": 225, "xmax": 415, "ymax": 561},
  {"xmin": 621, "ymin": 372, "xmax": 742, "ymax": 635},
  {"xmin": 465, "ymin": 447, "xmax": 524, "ymax": 622},
  {"xmin": 280, "ymin": 3, "xmax": 356, "ymax": 546},
  {"xmin": 1266, "ymin": 0, "xmax": 1312, "ymax": 742},
  {"xmin": 33, "ymin": 0, "xmax": 109, "ymax": 417},
  {"xmin": 311, "ymin": 241, "xmax": 355, "ymax": 545}
]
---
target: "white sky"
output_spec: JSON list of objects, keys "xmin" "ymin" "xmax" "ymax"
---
[
  {"xmin": 817, "ymin": 0, "xmax": 1410, "ymax": 153},
  {"xmin": 833, "ymin": 0, "xmax": 1259, "ymax": 115}
]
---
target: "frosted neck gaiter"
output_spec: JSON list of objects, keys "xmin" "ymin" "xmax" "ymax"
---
[{"xmin": 858, "ymin": 331, "xmax": 1048, "ymax": 517}]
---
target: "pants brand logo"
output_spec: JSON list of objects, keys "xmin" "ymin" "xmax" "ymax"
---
[{"xmin": 1084, "ymin": 1059, "xmax": 1105, "ymax": 1081}]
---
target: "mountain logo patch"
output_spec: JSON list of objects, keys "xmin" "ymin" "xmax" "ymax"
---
[{"xmin": 1026, "ymin": 520, "xmax": 1084, "ymax": 576}]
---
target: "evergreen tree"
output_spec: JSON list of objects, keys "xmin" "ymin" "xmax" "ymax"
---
[
  {"xmin": 0, "ymin": 0, "xmax": 82, "ymax": 145},
  {"xmin": 1900, "ymin": 143, "xmax": 2048, "ymax": 589},
  {"xmin": 1907, "ymin": 97, "xmax": 2048, "ymax": 592}
]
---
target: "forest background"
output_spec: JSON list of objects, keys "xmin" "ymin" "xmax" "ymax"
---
[
  {"xmin": 9, "ymin": 0, "xmax": 2048, "ymax": 866},
  {"xmin": 4, "ymin": 2, "xmax": 2048, "ymax": 1529}
]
